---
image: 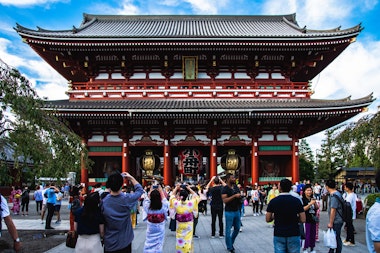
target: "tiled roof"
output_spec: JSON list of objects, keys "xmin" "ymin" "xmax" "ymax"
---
[
  {"xmin": 44, "ymin": 94, "xmax": 373, "ymax": 112},
  {"xmin": 15, "ymin": 13, "xmax": 362, "ymax": 40}
]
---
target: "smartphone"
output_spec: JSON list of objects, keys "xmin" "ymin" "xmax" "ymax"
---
[{"xmin": 153, "ymin": 185, "xmax": 158, "ymax": 189}]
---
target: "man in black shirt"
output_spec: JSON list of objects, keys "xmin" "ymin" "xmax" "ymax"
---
[
  {"xmin": 221, "ymin": 173, "xmax": 243, "ymax": 253},
  {"xmin": 206, "ymin": 175, "xmax": 227, "ymax": 238},
  {"xmin": 266, "ymin": 179, "xmax": 306, "ymax": 253}
]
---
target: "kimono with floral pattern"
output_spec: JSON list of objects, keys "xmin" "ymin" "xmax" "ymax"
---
[{"xmin": 170, "ymin": 195, "xmax": 199, "ymax": 253}]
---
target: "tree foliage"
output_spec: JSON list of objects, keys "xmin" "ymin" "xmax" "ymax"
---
[
  {"xmin": 298, "ymin": 139, "xmax": 315, "ymax": 182},
  {"xmin": 0, "ymin": 58, "xmax": 90, "ymax": 185},
  {"xmin": 316, "ymin": 111, "xmax": 380, "ymax": 180}
]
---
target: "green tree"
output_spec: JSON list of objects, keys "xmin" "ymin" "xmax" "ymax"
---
[
  {"xmin": 317, "ymin": 128, "xmax": 340, "ymax": 180},
  {"xmin": 299, "ymin": 139, "xmax": 315, "ymax": 181},
  {"xmin": 0, "ymin": 58, "xmax": 91, "ymax": 185}
]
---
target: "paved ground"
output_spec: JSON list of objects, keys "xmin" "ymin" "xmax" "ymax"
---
[{"xmin": 2, "ymin": 195, "xmax": 369, "ymax": 253}]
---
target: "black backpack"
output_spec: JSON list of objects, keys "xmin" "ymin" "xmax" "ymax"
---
[
  {"xmin": 22, "ymin": 190, "xmax": 29, "ymax": 200},
  {"xmin": 333, "ymin": 194, "xmax": 353, "ymax": 223},
  {"xmin": 70, "ymin": 198, "xmax": 81, "ymax": 213}
]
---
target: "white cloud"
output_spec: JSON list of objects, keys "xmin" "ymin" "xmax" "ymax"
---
[
  {"xmin": 90, "ymin": 0, "xmax": 140, "ymax": 15},
  {"xmin": 184, "ymin": 0, "xmax": 227, "ymax": 14},
  {"xmin": 260, "ymin": 0, "xmax": 376, "ymax": 28},
  {"xmin": 0, "ymin": 0, "xmax": 65, "ymax": 7},
  {"xmin": 0, "ymin": 37, "xmax": 67, "ymax": 100},
  {"xmin": 311, "ymin": 40, "xmax": 380, "ymax": 103}
]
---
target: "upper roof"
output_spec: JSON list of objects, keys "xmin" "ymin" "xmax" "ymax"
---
[{"xmin": 15, "ymin": 13, "xmax": 362, "ymax": 40}]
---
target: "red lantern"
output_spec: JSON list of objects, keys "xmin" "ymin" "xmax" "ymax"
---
[{"xmin": 178, "ymin": 148, "xmax": 202, "ymax": 176}]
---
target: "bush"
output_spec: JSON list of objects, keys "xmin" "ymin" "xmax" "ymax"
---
[{"xmin": 364, "ymin": 193, "xmax": 380, "ymax": 216}]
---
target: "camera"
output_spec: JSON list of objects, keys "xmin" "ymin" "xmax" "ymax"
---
[
  {"xmin": 180, "ymin": 184, "xmax": 187, "ymax": 189},
  {"xmin": 153, "ymin": 185, "xmax": 158, "ymax": 189}
]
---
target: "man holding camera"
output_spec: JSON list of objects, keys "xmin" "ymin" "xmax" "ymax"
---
[
  {"xmin": 221, "ymin": 173, "xmax": 243, "ymax": 253},
  {"xmin": 101, "ymin": 172, "xmax": 143, "ymax": 253},
  {"xmin": 45, "ymin": 183, "xmax": 60, "ymax": 229},
  {"xmin": 206, "ymin": 175, "xmax": 226, "ymax": 238}
]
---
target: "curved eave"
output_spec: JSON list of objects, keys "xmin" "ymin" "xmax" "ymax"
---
[
  {"xmin": 43, "ymin": 94, "xmax": 374, "ymax": 114},
  {"xmin": 16, "ymin": 31, "xmax": 361, "ymax": 42}
]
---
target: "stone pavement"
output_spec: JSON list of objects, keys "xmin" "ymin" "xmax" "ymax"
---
[{"xmin": 2, "ymin": 198, "xmax": 368, "ymax": 253}]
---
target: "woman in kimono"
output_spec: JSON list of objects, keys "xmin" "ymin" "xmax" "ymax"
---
[
  {"xmin": 143, "ymin": 185, "xmax": 169, "ymax": 253},
  {"xmin": 11, "ymin": 186, "xmax": 22, "ymax": 215},
  {"xmin": 170, "ymin": 184, "xmax": 199, "ymax": 253}
]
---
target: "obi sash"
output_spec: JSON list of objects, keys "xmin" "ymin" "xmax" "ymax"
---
[
  {"xmin": 147, "ymin": 213, "xmax": 165, "ymax": 223},
  {"xmin": 176, "ymin": 213, "xmax": 193, "ymax": 222}
]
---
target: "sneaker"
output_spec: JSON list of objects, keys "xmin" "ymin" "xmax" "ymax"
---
[
  {"xmin": 303, "ymin": 250, "xmax": 308, "ymax": 253},
  {"xmin": 193, "ymin": 235, "xmax": 200, "ymax": 239},
  {"xmin": 346, "ymin": 242, "xmax": 356, "ymax": 247},
  {"xmin": 219, "ymin": 235, "xmax": 224, "ymax": 238},
  {"xmin": 239, "ymin": 228, "xmax": 242, "ymax": 232},
  {"xmin": 310, "ymin": 251, "xmax": 316, "ymax": 253},
  {"xmin": 211, "ymin": 235, "xmax": 215, "ymax": 238},
  {"xmin": 343, "ymin": 240, "xmax": 348, "ymax": 243},
  {"xmin": 41, "ymin": 220, "xmax": 44, "ymax": 224}
]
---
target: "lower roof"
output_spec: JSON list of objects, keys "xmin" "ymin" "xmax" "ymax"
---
[{"xmin": 44, "ymin": 95, "xmax": 373, "ymax": 113}]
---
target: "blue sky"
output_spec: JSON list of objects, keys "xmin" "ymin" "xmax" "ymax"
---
[{"xmin": 1, "ymin": 0, "xmax": 380, "ymax": 152}]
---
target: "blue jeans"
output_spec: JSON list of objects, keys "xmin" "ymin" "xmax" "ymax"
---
[
  {"xmin": 328, "ymin": 222, "xmax": 343, "ymax": 253},
  {"xmin": 225, "ymin": 210, "xmax": 241, "ymax": 251},
  {"xmin": 273, "ymin": 236, "xmax": 301, "ymax": 253}
]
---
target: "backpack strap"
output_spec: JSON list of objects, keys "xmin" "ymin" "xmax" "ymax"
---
[{"xmin": 331, "ymin": 194, "xmax": 344, "ymax": 220}]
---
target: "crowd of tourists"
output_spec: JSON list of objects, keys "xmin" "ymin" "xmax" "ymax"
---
[{"xmin": 1, "ymin": 170, "xmax": 380, "ymax": 253}]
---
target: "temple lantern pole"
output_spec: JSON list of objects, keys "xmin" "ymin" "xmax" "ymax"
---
[
  {"xmin": 163, "ymin": 139, "xmax": 172, "ymax": 185},
  {"xmin": 122, "ymin": 141, "xmax": 129, "ymax": 173},
  {"xmin": 251, "ymin": 140, "xmax": 259, "ymax": 185},
  {"xmin": 210, "ymin": 139, "xmax": 217, "ymax": 178},
  {"xmin": 80, "ymin": 138, "xmax": 88, "ymax": 192},
  {"xmin": 292, "ymin": 139, "xmax": 300, "ymax": 182}
]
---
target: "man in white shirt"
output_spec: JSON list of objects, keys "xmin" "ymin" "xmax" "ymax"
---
[
  {"xmin": 343, "ymin": 182, "xmax": 357, "ymax": 246},
  {"xmin": 1, "ymin": 193, "xmax": 22, "ymax": 252},
  {"xmin": 40, "ymin": 184, "xmax": 49, "ymax": 224},
  {"xmin": 366, "ymin": 169, "xmax": 380, "ymax": 253}
]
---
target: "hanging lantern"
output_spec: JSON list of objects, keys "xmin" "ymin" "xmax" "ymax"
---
[
  {"xmin": 221, "ymin": 149, "xmax": 241, "ymax": 174},
  {"xmin": 140, "ymin": 150, "xmax": 160, "ymax": 176},
  {"xmin": 178, "ymin": 148, "xmax": 202, "ymax": 176}
]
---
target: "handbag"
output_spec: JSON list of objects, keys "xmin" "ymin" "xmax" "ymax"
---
[
  {"xmin": 323, "ymin": 228, "xmax": 337, "ymax": 249},
  {"xmin": 66, "ymin": 231, "xmax": 78, "ymax": 248}
]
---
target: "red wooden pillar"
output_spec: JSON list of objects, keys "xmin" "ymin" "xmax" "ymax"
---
[
  {"xmin": 80, "ymin": 138, "xmax": 88, "ymax": 191},
  {"xmin": 251, "ymin": 140, "xmax": 259, "ymax": 185},
  {"xmin": 292, "ymin": 139, "xmax": 300, "ymax": 183},
  {"xmin": 210, "ymin": 139, "xmax": 217, "ymax": 178},
  {"xmin": 122, "ymin": 141, "xmax": 129, "ymax": 173},
  {"xmin": 163, "ymin": 140, "xmax": 172, "ymax": 185}
]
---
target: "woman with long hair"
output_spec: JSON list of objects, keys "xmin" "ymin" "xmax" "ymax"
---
[
  {"xmin": 170, "ymin": 184, "xmax": 199, "ymax": 253},
  {"xmin": 143, "ymin": 184, "xmax": 169, "ymax": 253},
  {"xmin": 301, "ymin": 184, "xmax": 318, "ymax": 253},
  {"xmin": 74, "ymin": 192, "xmax": 104, "ymax": 253},
  {"xmin": 198, "ymin": 185, "xmax": 208, "ymax": 215}
]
